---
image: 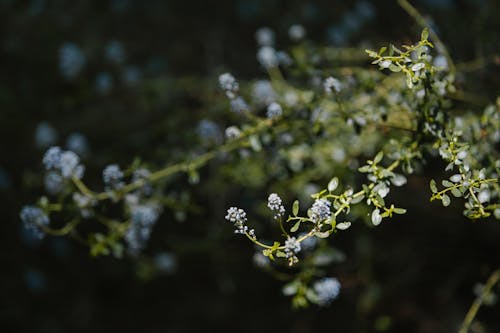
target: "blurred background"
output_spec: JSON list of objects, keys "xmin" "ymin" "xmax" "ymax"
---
[{"xmin": 1, "ymin": 0, "xmax": 499, "ymax": 332}]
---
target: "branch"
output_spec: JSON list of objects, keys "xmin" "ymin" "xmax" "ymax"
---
[{"xmin": 459, "ymin": 268, "xmax": 500, "ymax": 333}]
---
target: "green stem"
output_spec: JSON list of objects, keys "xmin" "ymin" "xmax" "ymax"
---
[
  {"xmin": 458, "ymin": 269, "xmax": 500, "ymax": 333},
  {"xmin": 39, "ymin": 218, "xmax": 80, "ymax": 236},
  {"xmin": 72, "ymin": 177, "xmax": 95, "ymax": 198},
  {"xmin": 431, "ymin": 178, "xmax": 498, "ymax": 202},
  {"xmin": 245, "ymin": 231, "xmax": 273, "ymax": 249},
  {"xmin": 277, "ymin": 216, "xmax": 289, "ymax": 237},
  {"xmin": 77, "ymin": 118, "xmax": 276, "ymax": 202}
]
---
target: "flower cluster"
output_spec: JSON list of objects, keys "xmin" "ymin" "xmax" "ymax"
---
[
  {"xmin": 125, "ymin": 204, "xmax": 160, "ymax": 255},
  {"xmin": 266, "ymin": 102, "xmax": 283, "ymax": 119},
  {"xmin": 230, "ymin": 97, "xmax": 249, "ymax": 113},
  {"xmin": 59, "ymin": 42, "xmax": 86, "ymax": 80},
  {"xmin": 41, "ymin": 147, "xmax": 85, "ymax": 195},
  {"xmin": 257, "ymin": 46, "xmax": 278, "ymax": 69},
  {"xmin": 255, "ymin": 27, "xmax": 275, "ymax": 47},
  {"xmin": 309, "ymin": 199, "xmax": 332, "ymax": 224},
  {"xmin": 43, "ymin": 146, "xmax": 85, "ymax": 180},
  {"xmin": 284, "ymin": 237, "xmax": 301, "ymax": 265},
  {"xmin": 35, "ymin": 122, "xmax": 58, "ymax": 149},
  {"xmin": 20, "ymin": 206, "xmax": 50, "ymax": 240},
  {"xmin": 105, "ymin": 40, "xmax": 125, "ymax": 64},
  {"xmin": 102, "ymin": 164, "xmax": 124, "ymax": 191},
  {"xmin": 323, "ymin": 77, "xmax": 342, "ymax": 94},
  {"xmin": 288, "ymin": 24, "xmax": 306, "ymax": 41},
  {"xmin": 225, "ymin": 126, "xmax": 241, "ymax": 140},
  {"xmin": 154, "ymin": 252, "xmax": 177, "ymax": 274},
  {"xmin": 218, "ymin": 73, "xmax": 239, "ymax": 99},
  {"xmin": 313, "ymin": 277, "xmax": 341, "ymax": 306},
  {"xmin": 66, "ymin": 132, "xmax": 89, "ymax": 158},
  {"xmin": 267, "ymin": 193, "xmax": 285, "ymax": 219},
  {"xmin": 73, "ymin": 192, "xmax": 96, "ymax": 218},
  {"xmin": 225, "ymin": 207, "xmax": 253, "ymax": 236},
  {"xmin": 255, "ymin": 27, "xmax": 296, "ymax": 69}
]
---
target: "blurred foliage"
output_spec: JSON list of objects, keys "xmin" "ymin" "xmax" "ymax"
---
[{"xmin": 1, "ymin": 0, "xmax": 500, "ymax": 332}]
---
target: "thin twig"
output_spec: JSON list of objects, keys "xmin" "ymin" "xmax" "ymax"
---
[{"xmin": 458, "ymin": 268, "xmax": 500, "ymax": 333}]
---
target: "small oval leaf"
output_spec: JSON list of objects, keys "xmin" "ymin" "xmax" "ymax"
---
[
  {"xmin": 430, "ymin": 179, "xmax": 438, "ymax": 193},
  {"xmin": 292, "ymin": 200, "xmax": 299, "ymax": 216},
  {"xmin": 290, "ymin": 221, "xmax": 301, "ymax": 233},
  {"xmin": 336, "ymin": 222, "xmax": 351, "ymax": 230},
  {"xmin": 328, "ymin": 177, "xmax": 339, "ymax": 192},
  {"xmin": 442, "ymin": 194, "xmax": 451, "ymax": 207}
]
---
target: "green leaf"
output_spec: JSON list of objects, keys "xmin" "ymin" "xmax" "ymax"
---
[
  {"xmin": 374, "ymin": 151, "xmax": 384, "ymax": 164},
  {"xmin": 336, "ymin": 222, "xmax": 351, "ymax": 230},
  {"xmin": 421, "ymin": 28, "xmax": 429, "ymax": 41},
  {"xmin": 292, "ymin": 200, "xmax": 299, "ymax": 216},
  {"xmin": 276, "ymin": 250, "xmax": 287, "ymax": 258},
  {"xmin": 441, "ymin": 180, "xmax": 454, "ymax": 188},
  {"xmin": 301, "ymin": 91, "xmax": 314, "ymax": 103},
  {"xmin": 393, "ymin": 207, "xmax": 407, "ymax": 214},
  {"xmin": 378, "ymin": 46, "xmax": 387, "ymax": 56},
  {"xmin": 358, "ymin": 165, "xmax": 371, "ymax": 173},
  {"xmin": 283, "ymin": 281, "xmax": 299, "ymax": 296},
  {"xmin": 263, "ymin": 249, "xmax": 274, "ymax": 261},
  {"xmin": 388, "ymin": 64, "xmax": 402, "ymax": 72},
  {"xmin": 451, "ymin": 187, "xmax": 462, "ymax": 197},
  {"xmin": 328, "ymin": 177, "xmax": 339, "ymax": 192},
  {"xmin": 292, "ymin": 295, "xmax": 308, "ymax": 308},
  {"xmin": 188, "ymin": 169, "xmax": 200, "ymax": 184},
  {"xmin": 290, "ymin": 221, "xmax": 301, "ymax": 233},
  {"xmin": 391, "ymin": 44, "xmax": 403, "ymax": 54},
  {"xmin": 442, "ymin": 194, "xmax": 451, "ymax": 207},
  {"xmin": 249, "ymin": 135, "xmax": 262, "ymax": 151},
  {"xmin": 315, "ymin": 230, "xmax": 331, "ymax": 238},
  {"xmin": 365, "ymin": 49, "xmax": 378, "ymax": 58},
  {"xmin": 372, "ymin": 193, "xmax": 385, "ymax": 207},
  {"xmin": 406, "ymin": 74, "xmax": 414, "ymax": 88},
  {"xmin": 329, "ymin": 215, "xmax": 336, "ymax": 226},
  {"xmin": 351, "ymin": 194, "xmax": 365, "ymax": 204},
  {"xmin": 430, "ymin": 179, "xmax": 438, "ymax": 193},
  {"xmin": 371, "ymin": 209, "xmax": 382, "ymax": 226}
]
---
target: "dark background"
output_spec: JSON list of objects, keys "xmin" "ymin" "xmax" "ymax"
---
[{"xmin": 1, "ymin": 0, "xmax": 499, "ymax": 332}]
